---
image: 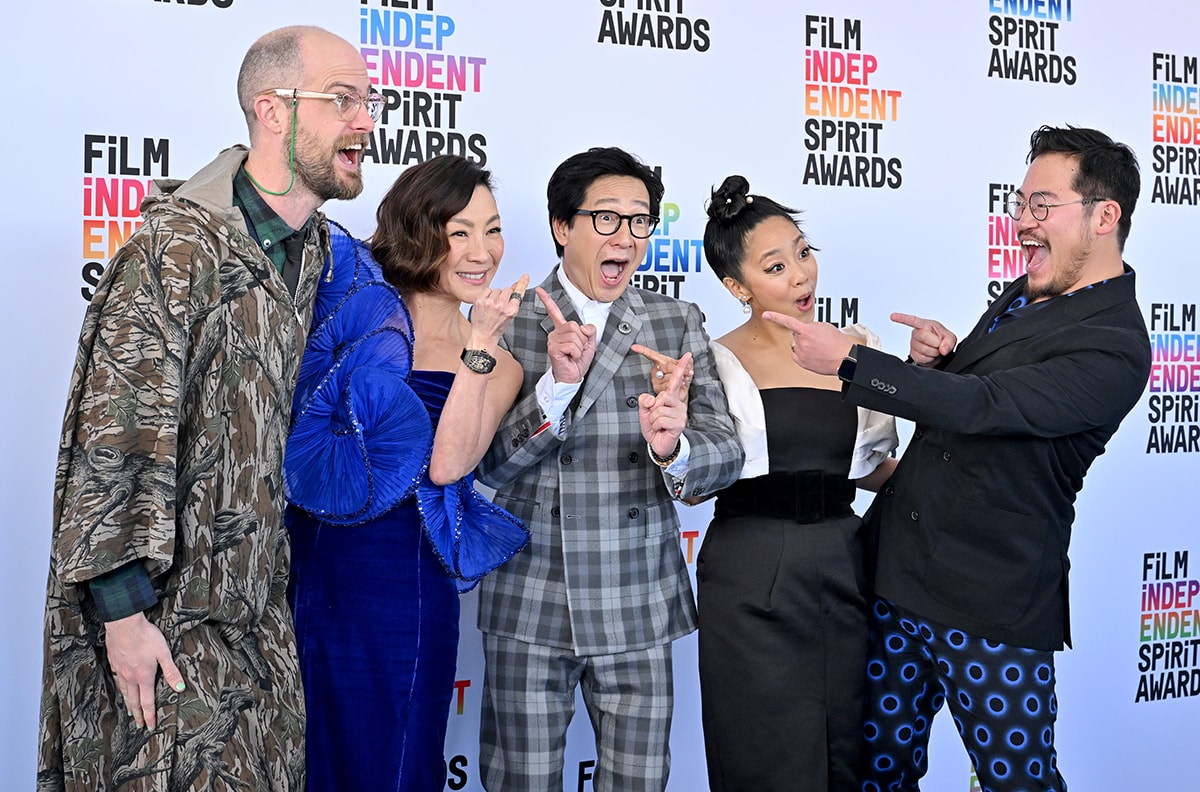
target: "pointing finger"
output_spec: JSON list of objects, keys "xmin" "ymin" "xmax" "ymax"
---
[
  {"xmin": 890, "ymin": 312, "xmax": 926, "ymax": 330},
  {"xmin": 666, "ymin": 352, "xmax": 692, "ymax": 396},
  {"xmin": 630, "ymin": 344, "xmax": 675, "ymax": 369},
  {"xmin": 536, "ymin": 287, "xmax": 568, "ymax": 327},
  {"xmin": 762, "ymin": 311, "xmax": 806, "ymax": 335}
]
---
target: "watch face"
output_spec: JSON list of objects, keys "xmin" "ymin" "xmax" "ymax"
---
[{"xmin": 462, "ymin": 348, "xmax": 497, "ymax": 374}]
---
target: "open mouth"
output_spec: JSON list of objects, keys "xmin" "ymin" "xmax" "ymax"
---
[
  {"xmin": 336, "ymin": 137, "xmax": 366, "ymax": 169},
  {"xmin": 457, "ymin": 271, "xmax": 487, "ymax": 284},
  {"xmin": 1022, "ymin": 238, "xmax": 1048, "ymax": 272},
  {"xmin": 337, "ymin": 144, "xmax": 362, "ymax": 168},
  {"xmin": 795, "ymin": 292, "xmax": 815, "ymax": 312},
  {"xmin": 600, "ymin": 259, "xmax": 627, "ymax": 286}
]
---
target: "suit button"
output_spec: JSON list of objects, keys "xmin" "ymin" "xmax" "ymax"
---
[
  {"xmin": 942, "ymin": 451, "xmax": 951, "ymax": 461},
  {"xmin": 626, "ymin": 396, "xmax": 638, "ymax": 408},
  {"xmin": 628, "ymin": 452, "xmax": 640, "ymax": 463},
  {"xmin": 910, "ymin": 511, "xmax": 919, "ymax": 521},
  {"xmin": 551, "ymin": 506, "xmax": 561, "ymax": 517},
  {"xmin": 884, "ymin": 485, "xmax": 895, "ymax": 496},
  {"xmin": 560, "ymin": 454, "xmax": 572, "ymax": 465},
  {"xmin": 628, "ymin": 507, "xmax": 640, "ymax": 518},
  {"xmin": 914, "ymin": 429, "xmax": 924, "ymax": 439}
]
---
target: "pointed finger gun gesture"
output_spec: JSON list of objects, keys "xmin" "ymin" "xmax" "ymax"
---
[
  {"xmin": 537, "ymin": 287, "xmax": 597, "ymax": 383},
  {"xmin": 631, "ymin": 343, "xmax": 694, "ymax": 397}
]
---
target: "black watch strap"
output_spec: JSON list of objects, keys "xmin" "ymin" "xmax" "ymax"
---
[{"xmin": 837, "ymin": 344, "xmax": 859, "ymax": 383}]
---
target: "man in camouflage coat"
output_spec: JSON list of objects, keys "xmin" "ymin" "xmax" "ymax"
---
[{"xmin": 38, "ymin": 26, "xmax": 377, "ymax": 791}]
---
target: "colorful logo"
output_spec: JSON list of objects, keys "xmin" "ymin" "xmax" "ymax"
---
[
  {"xmin": 358, "ymin": 2, "xmax": 489, "ymax": 165},
  {"xmin": 80, "ymin": 134, "xmax": 170, "ymax": 301},
  {"xmin": 985, "ymin": 0, "xmax": 1076, "ymax": 84},
  {"xmin": 1146, "ymin": 303, "xmax": 1200, "ymax": 453},
  {"xmin": 802, "ymin": 15, "xmax": 903, "ymax": 189},
  {"xmin": 985, "ymin": 182, "xmax": 1022, "ymax": 303},
  {"xmin": 1136, "ymin": 550, "xmax": 1200, "ymax": 702},
  {"xmin": 1150, "ymin": 52, "xmax": 1200, "ymax": 205}
]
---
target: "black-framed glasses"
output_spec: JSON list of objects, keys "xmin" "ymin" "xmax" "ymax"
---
[
  {"xmin": 1004, "ymin": 191, "xmax": 1109, "ymax": 222},
  {"xmin": 267, "ymin": 88, "xmax": 385, "ymax": 122},
  {"xmin": 575, "ymin": 209, "xmax": 660, "ymax": 238}
]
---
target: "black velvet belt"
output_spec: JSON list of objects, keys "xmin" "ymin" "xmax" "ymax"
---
[{"xmin": 714, "ymin": 470, "xmax": 855, "ymax": 524}]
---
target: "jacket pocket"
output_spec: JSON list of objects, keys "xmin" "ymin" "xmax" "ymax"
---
[{"xmin": 925, "ymin": 498, "xmax": 1047, "ymax": 626}]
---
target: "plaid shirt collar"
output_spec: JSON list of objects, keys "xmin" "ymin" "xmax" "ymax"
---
[{"xmin": 232, "ymin": 166, "xmax": 311, "ymax": 273}]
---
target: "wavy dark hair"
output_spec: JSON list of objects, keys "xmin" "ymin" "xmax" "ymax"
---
[
  {"xmin": 1027, "ymin": 125, "xmax": 1140, "ymax": 251},
  {"xmin": 703, "ymin": 174, "xmax": 805, "ymax": 285},
  {"xmin": 370, "ymin": 155, "xmax": 495, "ymax": 294}
]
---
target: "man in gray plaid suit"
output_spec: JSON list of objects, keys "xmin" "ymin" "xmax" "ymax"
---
[{"xmin": 475, "ymin": 147, "xmax": 743, "ymax": 790}]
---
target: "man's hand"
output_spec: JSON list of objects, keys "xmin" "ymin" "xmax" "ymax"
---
[
  {"xmin": 761, "ymin": 313, "xmax": 854, "ymax": 375},
  {"xmin": 631, "ymin": 343, "xmax": 694, "ymax": 400},
  {"xmin": 891, "ymin": 312, "xmax": 956, "ymax": 367},
  {"xmin": 105, "ymin": 612, "xmax": 185, "ymax": 729},
  {"xmin": 537, "ymin": 287, "xmax": 597, "ymax": 384},
  {"xmin": 638, "ymin": 352, "xmax": 693, "ymax": 458}
]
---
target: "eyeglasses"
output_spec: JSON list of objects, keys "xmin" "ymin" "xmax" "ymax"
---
[
  {"xmin": 267, "ymin": 88, "xmax": 384, "ymax": 122},
  {"xmin": 575, "ymin": 209, "xmax": 660, "ymax": 239},
  {"xmin": 1004, "ymin": 191, "xmax": 1109, "ymax": 222}
]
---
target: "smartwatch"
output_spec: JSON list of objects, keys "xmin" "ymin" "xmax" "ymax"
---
[{"xmin": 837, "ymin": 344, "xmax": 859, "ymax": 383}]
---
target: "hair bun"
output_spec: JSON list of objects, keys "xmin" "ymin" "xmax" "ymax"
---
[{"xmin": 708, "ymin": 175, "xmax": 752, "ymax": 223}]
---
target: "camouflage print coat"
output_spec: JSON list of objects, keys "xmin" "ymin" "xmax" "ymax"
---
[{"xmin": 38, "ymin": 146, "xmax": 327, "ymax": 791}]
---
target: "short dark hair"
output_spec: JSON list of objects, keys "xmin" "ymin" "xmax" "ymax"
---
[
  {"xmin": 703, "ymin": 174, "xmax": 803, "ymax": 284},
  {"xmin": 546, "ymin": 147, "xmax": 665, "ymax": 258},
  {"xmin": 370, "ymin": 155, "xmax": 495, "ymax": 294},
  {"xmin": 1027, "ymin": 125, "xmax": 1140, "ymax": 250}
]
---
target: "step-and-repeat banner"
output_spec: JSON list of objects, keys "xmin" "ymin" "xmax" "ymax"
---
[{"xmin": 3, "ymin": 1, "xmax": 1198, "ymax": 789}]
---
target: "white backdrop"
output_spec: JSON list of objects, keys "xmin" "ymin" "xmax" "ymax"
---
[{"xmin": 3, "ymin": 1, "xmax": 1198, "ymax": 789}]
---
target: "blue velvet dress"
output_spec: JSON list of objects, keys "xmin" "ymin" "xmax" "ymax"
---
[{"xmin": 283, "ymin": 225, "xmax": 528, "ymax": 790}]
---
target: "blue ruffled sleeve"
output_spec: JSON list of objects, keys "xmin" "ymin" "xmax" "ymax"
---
[{"xmin": 284, "ymin": 223, "xmax": 528, "ymax": 586}]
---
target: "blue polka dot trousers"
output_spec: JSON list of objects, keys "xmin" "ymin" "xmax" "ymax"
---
[{"xmin": 861, "ymin": 598, "xmax": 1067, "ymax": 792}]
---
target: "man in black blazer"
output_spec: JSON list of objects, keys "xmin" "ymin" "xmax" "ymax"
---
[{"xmin": 768, "ymin": 126, "xmax": 1151, "ymax": 792}]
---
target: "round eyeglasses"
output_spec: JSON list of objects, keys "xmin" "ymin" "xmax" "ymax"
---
[
  {"xmin": 1004, "ymin": 191, "xmax": 1109, "ymax": 222},
  {"xmin": 268, "ymin": 88, "xmax": 385, "ymax": 122},
  {"xmin": 575, "ymin": 209, "xmax": 660, "ymax": 239}
]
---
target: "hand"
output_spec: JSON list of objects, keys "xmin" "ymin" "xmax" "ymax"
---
[
  {"xmin": 638, "ymin": 351, "xmax": 693, "ymax": 458},
  {"xmin": 631, "ymin": 343, "xmax": 694, "ymax": 399},
  {"xmin": 891, "ymin": 312, "xmax": 956, "ymax": 367},
  {"xmin": 467, "ymin": 273, "xmax": 530, "ymax": 349},
  {"xmin": 105, "ymin": 612, "xmax": 185, "ymax": 730},
  {"xmin": 537, "ymin": 287, "xmax": 597, "ymax": 384},
  {"xmin": 761, "ymin": 313, "xmax": 854, "ymax": 375}
]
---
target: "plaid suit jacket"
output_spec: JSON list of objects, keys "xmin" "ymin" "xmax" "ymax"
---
[{"xmin": 476, "ymin": 268, "xmax": 743, "ymax": 655}]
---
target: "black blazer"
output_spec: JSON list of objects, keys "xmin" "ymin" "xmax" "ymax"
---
[{"xmin": 850, "ymin": 268, "xmax": 1150, "ymax": 651}]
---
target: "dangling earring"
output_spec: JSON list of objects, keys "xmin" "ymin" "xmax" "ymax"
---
[{"xmin": 740, "ymin": 297, "xmax": 751, "ymax": 315}]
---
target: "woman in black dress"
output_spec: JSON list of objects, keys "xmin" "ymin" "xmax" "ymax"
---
[{"xmin": 697, "ymin": 175, "xmax": 898, "ymax": 791}]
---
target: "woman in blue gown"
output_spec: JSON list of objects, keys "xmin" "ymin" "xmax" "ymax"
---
[{"xmin": 283, "ymin": 156, "xmax": 531, "ymax": 790}]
